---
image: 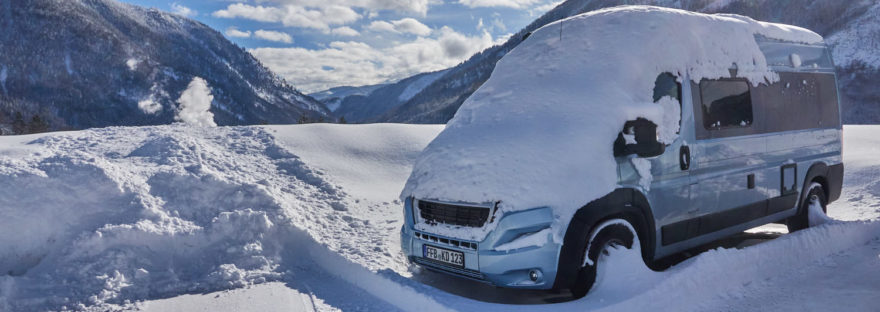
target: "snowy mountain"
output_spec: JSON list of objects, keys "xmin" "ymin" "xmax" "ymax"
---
[
  {"xmin": 309, "ymin": 84, "xmax": 387, "ymax": 112},
  {"xmin": 311, "ymin": 69, "xmax": 449, "ymax": 123},
  {"xmin": 0, "ymin": 0, "xmax": 329, "ymax": 134},
  {"xmin": 324, "ymin": 0, "xmax": 880, "ymax": 124}
]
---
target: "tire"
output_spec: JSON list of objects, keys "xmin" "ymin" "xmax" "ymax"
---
[
  {"xmin": 787, "ymin": 182, "xmax": 827, "ymax": 232},
  {"xmin": 570, "ymin": 219, "xmax": 636, "ymax": 299}
]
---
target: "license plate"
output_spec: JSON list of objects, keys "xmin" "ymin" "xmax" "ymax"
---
[{"xmin": 423, "ymin": 244, "xmax": 464, "ymax": 268}]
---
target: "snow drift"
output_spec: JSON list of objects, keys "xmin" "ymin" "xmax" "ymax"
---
[
  {"xmin": 0, "ymin": 125, "xmax": 441, "ymax": 311},
  {"xmin": 401, "ymin": 6, "xmax": 824, "ymax": 241}
]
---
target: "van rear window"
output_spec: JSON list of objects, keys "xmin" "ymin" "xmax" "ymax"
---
[{"xmin": 700, "ymin": 80, "xmax": 753, "ymax": 130}]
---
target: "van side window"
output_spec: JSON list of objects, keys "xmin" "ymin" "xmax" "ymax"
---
[{"xmin": 699, "ymin": 80, "xmax": 753, "ymax": 130}]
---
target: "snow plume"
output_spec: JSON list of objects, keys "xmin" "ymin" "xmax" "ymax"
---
[
  {"xmin": 138, "ymin": 99, "xmax": 162, "ymax": 114},
  {"xmin": 176, "ymin": 77, "xmax": 217, "ymax": 127}
]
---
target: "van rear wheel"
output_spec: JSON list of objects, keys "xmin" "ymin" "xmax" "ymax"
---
[
  {"xmin": 787, "ymin": 182, "xmax": 827, "ymax": 232},
  {"xmin": 570, "ymin": 219, "xmax": 635, "ymax": 299}
]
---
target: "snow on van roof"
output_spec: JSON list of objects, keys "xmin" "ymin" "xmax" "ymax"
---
[{"xmin": 400, "ymin": 6, "xmax": 824, "ymax": 241}]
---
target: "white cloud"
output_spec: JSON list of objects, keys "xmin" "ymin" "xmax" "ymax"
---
[
  {"xmin": 492, "ymin": 17, "xmax": 507, "ymax": 32},
  {"xmin": 255, "ymin": 30, "xmax": 293, "ymax": 43},
  {"xmin": 213, "ymin": 4, "xmax": 360, "ymax": 32},
  {"xmin": 367, "ymin": 21, "xmax": 397, "ymax": 33},
  {"xmin": 250, "ymin": 27, "xmax": 500, "ymax": 92},
  {"xmin": 225, "ymin": 27, "xmax": 252, "ymax": 38},
  {"xmin": 476, "ymin": 16, "xmax": 506, "ymax": 33},
  {"xmin": 368, "ymin": 18, "xmax": 432, "ymax": 36},
  {"xmin": 458, "ymin": 0, "xmax": 540, "ymax": 9},
  {"xmin": 530, "ymin": 0, "xmax": 563, "ymax": 16},
  {"xmin": 176, "ymin": 77, "xmax": 216, "ymax": 127},
  {"xmin": 213, "ymin": 4, "xmax": 282, "ymax": 22},
  {"xmin": 170, "ymin": 3, "xmax": 196, "ymax": 17},
  {"xmin": 332, "ymin": 26, "xmax": 360, "ymax": 36},
  {"xmin": 392, "ymin": 18, "xmax": 432, "ymax": 36},
  {"xmin": 269, "ymin": 0, "xmax": 429, "ymax": 16}
]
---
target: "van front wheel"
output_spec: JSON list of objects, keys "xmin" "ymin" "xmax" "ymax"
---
[{"xmin": 570, "ymin": 219, "xmax": 636, "ymax": 299}]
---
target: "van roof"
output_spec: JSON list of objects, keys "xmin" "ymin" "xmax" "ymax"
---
[{"xmin": 401, "ymin": 6, "xmax": 829, "ymax": 241}]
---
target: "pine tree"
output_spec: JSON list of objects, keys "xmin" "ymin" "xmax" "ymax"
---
[
  {"xmin": 298, "ymin": 114, "xmax": 310, "ymax": 124},
  {"xmin": 12, "ymin": 112, "xmax": 26, "ymax": 135},
  {"xmin": 28, "ymin": 114, "xmax": 50, "ymax": 134}
]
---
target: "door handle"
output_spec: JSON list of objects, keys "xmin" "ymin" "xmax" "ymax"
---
[{"xmin": 680, "ymin": 145, "xmax": 690, "ymax": 171}]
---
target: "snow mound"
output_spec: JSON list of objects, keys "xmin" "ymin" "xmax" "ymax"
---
[
  {"xmin": 401, "ymin": 5, "xmax": 823, "ymax": 241},
  {"xmin": 0, "ymin": 125, "xmax": 429, "ymax": 311}
]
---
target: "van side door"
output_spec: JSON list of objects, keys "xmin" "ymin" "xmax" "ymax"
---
[{"xmin": 688, "ymin": 79, "xmax": 770, "ymax": 239}]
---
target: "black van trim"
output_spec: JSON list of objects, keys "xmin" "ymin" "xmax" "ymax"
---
[
  {"xmin": 827, "ymin": 163, "xmax": 843, "ymax": 202},
  {"xmin": 554, "ymin": 188, "xmax": 655, "ymax": 289},
  {"xmin": 661, "ymin": 193, "xmax": 798, "ymax": 246}
]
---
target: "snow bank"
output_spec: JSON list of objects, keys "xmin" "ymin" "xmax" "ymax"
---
[
  {"xmin": 0, "ymin": 125, "xmax": 438, "ymax": 311},
  {"xmin": 596, "ymin": 220, "xmax": 880, "ymax": 312},
  {"xmin": 401, "ymin": 6, "xmax": 823, "ymax": 241}
]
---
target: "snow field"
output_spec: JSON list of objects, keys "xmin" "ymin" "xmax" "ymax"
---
[{"xmin": 0, "ymin": 124, "xmax": 877, "ymax": 311}]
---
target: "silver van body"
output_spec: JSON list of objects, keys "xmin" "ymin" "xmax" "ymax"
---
[{"xmin": 401, "ymin": 35, "xmax": 843, "ymax": 290}]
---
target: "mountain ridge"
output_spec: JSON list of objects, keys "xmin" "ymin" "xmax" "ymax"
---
[
  {"xmin": 0, "ymin": 0, "xmax": 329, "ymax": 134},
  {"xmin": 317, "ymin": 0, "xmax": 880, "ymax": 124}
]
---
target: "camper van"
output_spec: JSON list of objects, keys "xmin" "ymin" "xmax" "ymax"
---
[{"xmin": 399, "ymin": 6, "xmax": 842, "ymax": 298}]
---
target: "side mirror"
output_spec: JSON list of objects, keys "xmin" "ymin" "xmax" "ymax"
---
[{"xmin": 614, "ymin": 118, "xmax": 665, "ymax": 158}]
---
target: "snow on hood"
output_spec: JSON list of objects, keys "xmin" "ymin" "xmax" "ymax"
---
[{"xmin": 400, "ymin": 6, "xmax": 823, "ymax": 240}]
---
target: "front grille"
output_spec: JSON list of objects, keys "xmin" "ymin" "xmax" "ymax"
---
[
  {"xmin": 417, "ymin": 200, "xmax": 491, "ymax": 227},
  {"xmin": 415, "ymin": 232, "xmax": 478, "ymax": 250}
]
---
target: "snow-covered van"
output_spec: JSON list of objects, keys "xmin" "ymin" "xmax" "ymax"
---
[{"xmin": 399, "ymin": 6, "xmax": 843, "ymax": 298}]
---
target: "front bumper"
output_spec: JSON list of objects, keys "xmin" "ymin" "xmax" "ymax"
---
[{"xmin": 401, "ymin": 199, "xmax": 561, "ymax": 289}]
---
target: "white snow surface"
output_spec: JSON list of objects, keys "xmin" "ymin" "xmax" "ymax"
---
[
  {"xmin": 138, "ymin": 99, "xmax": 162, "ymax": 114},
  {"xmin": 398, "ymin": 70, "xmax": 448, "ymax": 102},
  {"xmin": 0, "ymin": 124, "xmax": 878, "ymax": 311},
  {"xmin": 401, "ymin": 6, "xmax": 823, "ymax": 242}
]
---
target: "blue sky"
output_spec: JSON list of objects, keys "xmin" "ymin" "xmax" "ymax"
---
[{"xmin": 119, "ymin": 0, "xmax": 561, "ymax": 92}]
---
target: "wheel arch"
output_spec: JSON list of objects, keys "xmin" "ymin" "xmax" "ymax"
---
[
  {"xmin": 552, "ymin": 188, "xmax": 656, "ymax": 289},
  {"xmin": 801, "ymin": 162, "xmax": 830, "ymax": 210}
]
